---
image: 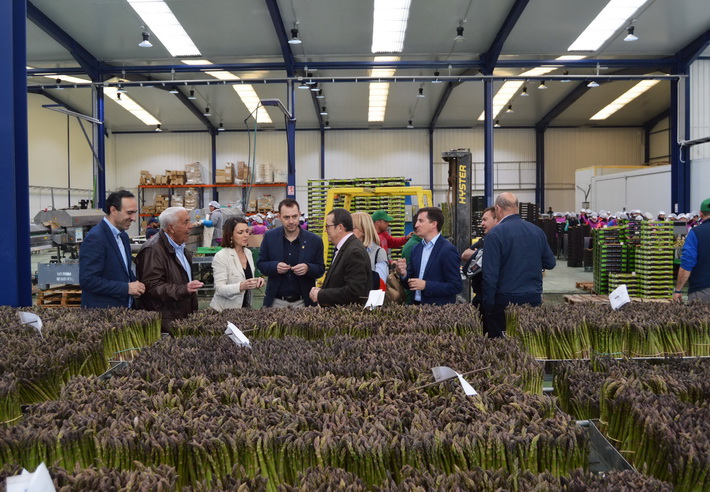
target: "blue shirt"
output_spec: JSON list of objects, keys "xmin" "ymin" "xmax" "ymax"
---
[
  {"xmin": 103, "ymin": 217, "xmax": 132, "ymax": 307},
  {"xmin": 415, "ymin": 233, "xmax": 440, "ymax": 302},
  {"xmin": 166, "ymin": 234, "xmax": 192, "ymax": 281}
]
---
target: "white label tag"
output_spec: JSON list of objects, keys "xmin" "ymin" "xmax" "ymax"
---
[
  {"xmin": 609, "ymin": 284, "xmax": 631, "ymax": 310},
  {"xmin": 431, "ymin": 366, "xmax": 478, "ymax": 396},
  {"xmin": 19, "ymin": 312, "xmax": 43, "ymax": 336},
  {"xmin": 225, "ymin": 322, "xmax": 251, "ymax": 348},
  {"xmin": 364, "ymin": 290, "xmax": 385, "ymax": 309},
  {"xmin": 6, "ymin": 462, "xmax": 56, "ymax": 492}
]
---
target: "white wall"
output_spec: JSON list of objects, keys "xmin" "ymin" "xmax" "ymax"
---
[
  {"xmin": 28, "ymin": 94, "xmax": 97, "ymax": 215},
  {"xmin": 588, "ymin": 165, "xmax": 671, "ymax": 213},
  {"xmin": 690, "ymin": 59, "xmax": 710, "ymax": 161}
]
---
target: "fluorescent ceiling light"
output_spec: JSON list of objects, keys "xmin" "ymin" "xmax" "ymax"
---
[
  {"xmin": 371, "ymin": 0, "xmax": 411, "ymax": 53},
  {"xmin": 590, "ymin": 80, "xmax": 659, "ymax": 120},
  {"xmin": 184, "ymin": 60, "xmax": 271, "ymax": 124},
  {"xmin": 127, "ymin": 0, "xmax": 201, "ymax": 57},
  {"xmin": 567, "ymin": 0, "xmax": 648, "ymax": 52},
  {"xmin": 477, "ymin": 57, "xmax": 585, "ymax": 121},
  {"xmin": 104, "ymin": 87, "xmax": 161, "ymax": 126},
  {"xmin": 368, "ymin": 56, "xmax": 398, "ymax": 122}
]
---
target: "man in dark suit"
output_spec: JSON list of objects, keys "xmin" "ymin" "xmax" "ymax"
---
[
  {"xmin": 395, "ymin": 207, "xmax": 461, "ymax": 305},
  {"xmin": 482, "ymin": 192, "xmax": 556, "ymax": 338},
  {"xmin": 80, "ymin": 190, "xmax": 145, "ymax": 308},
  {"xmin": 258, "ymin": 198, "xmax": 325, "ymax": 307},
  {"xmin": 309, "ymin": 208, "xmax": 371, "ymax": 306}
]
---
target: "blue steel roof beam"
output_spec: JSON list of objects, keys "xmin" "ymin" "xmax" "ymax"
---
[
  {"xmin": 643, "ymin": 109, "xmax": 670, "ymax": 132},
  {"xmin": 310, "ymin": 89, "xmax": 324, "ymax": 129},
  {"xmin": 264, "ymin": 0, "xmax": 296, "ymax": 77},
  {"xmin": 675, "ymin": 26, "xmax": 710, "ymax": 72},
  {"xmin": 169, "ymin": 87, "xmax": 217, "ymax": 134},
  {"xmin": 428, "ymin": 82, "xmax": 457, "ymax": 130},
  {"xmin": 26, "ymin": 2, "xmax": 102, "ymax": 81},
  {"xmin": 535, "ymin": 82, "xmax": 589, "ymax": 131},
  {"xmin": 479, "ymin": 0, "xmax": 530, "ymax": 75},
  {"xmin": 27, "ymin": 88, "xmax": 110, "ymax": 137}
]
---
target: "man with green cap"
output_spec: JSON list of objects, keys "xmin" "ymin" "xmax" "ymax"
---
[
  {"xmin": 674, "ymin": 197, "xmax": 710, "ymax": 303},
  {"xmin": 372, "ymin": 210, "xmax": 411, "ymax": 257}
]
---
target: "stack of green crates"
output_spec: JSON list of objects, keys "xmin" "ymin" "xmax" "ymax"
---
[
  {"xmin": 609, "ymin": 272, "xmax": 639, "ymax": 297},
  {"xmin": 635, "ymin": 221, "xmax": 674, "ymax": 298},
  {"xmin": 593, "ymin": 227, "xmax": 626, "ymax": 295},
  {"xmin": 307, "ymin": 177, "xmax": 408, "ymax": 258}
]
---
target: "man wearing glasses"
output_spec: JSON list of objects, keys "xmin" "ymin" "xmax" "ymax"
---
[{"xmin": 309, "ymin": 208, "xmax": 371, "ymax": 306}]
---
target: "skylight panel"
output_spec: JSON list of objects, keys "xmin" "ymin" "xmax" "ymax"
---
[
  {"xmin": 182, "ymin": 60, "xmax": 271, "ymax": 124},
  {"xmin": 127, "ymin": 0, "xmax": 201, "ymax": 57},
  {"xmin": 371, "ymin": 0, "xmax": 411, "ymax": 53},
  {"xmin": 477, "ymin": 67, "xmax": 556, "ymax": 121},
  {"xmin": 367, "ymin": 56, "xmax": 399, "ymax": 122},
  {"xmin": 590, "ymin": 80, "xmax": 659, "ymax": 120},
  {"xmin": 104, "ymin": 87, "xmax": 161, "ymax": 125},
  {"xmin": 567, "ymin": 0, "xmax": 648, "ymax": 52}
]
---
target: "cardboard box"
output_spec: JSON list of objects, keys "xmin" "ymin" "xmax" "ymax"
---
[
  {"xmin": 225, "ymin": 162, "xmax": 235, "ymax": 182},
  {"xmin": 141, "ymin": 205, "xmax": 155, "ymax": 214},
  {"xmin": 247, "ymin": 234, "xmax": 264, "ymax": 247},
  {"xmin": 185, "ymin": 162, "xmax": 203, "ymax": 184},
  {"xmin": 257, "ymin": 195, "xmax": 274, "ymax": 211},
  {"xmin": 237, "ymin": 161, "xmax": 250, "ymax": 181}
]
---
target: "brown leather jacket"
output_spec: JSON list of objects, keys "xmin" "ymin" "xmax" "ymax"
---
[{"xmin": 136, "ymin": 230, "xmax": 198, "ymax": 331}]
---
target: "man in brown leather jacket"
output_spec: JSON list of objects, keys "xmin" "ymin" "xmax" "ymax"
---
[{"xmin": 136, "ymin": 207, "xmax": 203, "ymax": 332}]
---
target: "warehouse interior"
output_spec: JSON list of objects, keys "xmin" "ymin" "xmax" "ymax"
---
[{"xmin": 2, "ymin": 1, "xmax": 710, "ymax": 489}]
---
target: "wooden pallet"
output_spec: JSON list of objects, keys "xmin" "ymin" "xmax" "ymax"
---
[
  {"xmin": 575, "ymin": 281, "xmax": 594, "ymax": 292},
  {"xmin": 564, "ymin": 294, "xmax": 672, "ymax": 305},
  {"xmin": 37, "ymin": 287, "xmax": 82, "ymax": 308}
]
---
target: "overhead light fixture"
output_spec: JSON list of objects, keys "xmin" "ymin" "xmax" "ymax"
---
[
  {"xmin": 169, "ymin": 86, "xmax": 179, "ymax": 94},
  {"xmin": 306, "ymin": 73, "xmax": 315, "ymax": 85},
  {"xmin": 494, "ymin": 120, "xmax": 501, "ymax": 128},
  {"xmin": 55, "ymin": 79, "xmax": 64, "ymax": 89},
  {"xmin": 316, "ymin": 90, "xmax": 325, "ymax": 99},
  {"xmin": 371, "ymin": 0, "xmax": 411, "ymax": 53},
  {"xmin": 288, "ymin": 27, "xmax": 302, "ymax": 45},
  {"xmin": 538, "ymin": 80, "xmax": 547, "ymax": 89},
  {"xmin": 506, "ymin": 104, "xmax": 514, "ymax": 113},
  {"xmin": 188, "ymin": 89, "xmax": 197, "ymax": 100},
  {"xmin": 218, "ymin": 122, "xmax": 225, "ymax": 131},
  {"xmin": 432, "ymin": 71, "xmax": 442, "ymax": 83},
  {"xmin": 587, "ymin": 80, "xmax": 600, "ymax": 88},
  {"xmin": 105, "ymin": 87, "xmax": 160, "ymax": 125},
  {"xmin": 138, "ymin": 31, "xmax": 152, "ymax": 48},
  {"xmin": 454, "ymin": 22, "xmax": 465, "ymax": 41},
  {"xmin": 567, "ymin": 0, "xmax": 648, "ymax": 51},
  {"xmin": 407, "ymin": 120, "xmax": 414, "ymax": 129},
  {"xmin": 203, "ymin": 107, "xmax": 211, "ymax": 116},
  {"xmin": 417, "ymin": 87, "xmax": 425, "ymax": 98},
  {"xmin": 324, "ymin": 120, "xmax": 331, "ymax": 129},
  {"xmin": 116, "ymin": 85, "xmax": 127, "ymax": 94},
  {"xmin": 319, "ymin": 106, "xmax": 328, "ymax": 116},
  {"xmin": 298, "ymin": 80, "xmax": 310, "ymax": 89},
  {"xmin": 310, "ymin": 82, "xmax": 320, "ymax": 92},
  {"xmin": 561, "ymin": 71, "xmax": 571, "ymax": 83},
  {"xmin": 116, "ymin": 93, "xmax": 122, "ymax": 100},
  {"xmin": 155, "ymin": 124, "xmax": 162, "ymax": 132},
  {"xmin": 521, "ymin": 86, "xmax": 529, "ymax": 96},
  {"xmin": 624, "ymin": 25, "xmax": 638, "ymax": 41},
  {"xmin": 128, "ymin": 1, "xmax": 201, "ymax": 56},
  {"xmin": 590, "ymin": 79, "xmax": 659, "ymax": 120}
]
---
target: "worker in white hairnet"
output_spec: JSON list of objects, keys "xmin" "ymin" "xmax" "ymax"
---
[{"xmin": 207, "ymin": 201, "xmax": 223, "ymax": 246}]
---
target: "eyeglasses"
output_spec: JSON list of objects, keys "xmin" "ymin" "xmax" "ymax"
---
[{"xmin": 325, "ymin": 223, "xmax": 337, "ymax": 229}]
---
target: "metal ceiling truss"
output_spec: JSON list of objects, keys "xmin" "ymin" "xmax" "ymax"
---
[{"xmin": 479, "ymin": 0, "xmax": 530, "ymax": 75}]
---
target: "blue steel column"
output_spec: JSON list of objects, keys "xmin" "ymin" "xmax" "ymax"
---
[
  {"xmin": 483, "ymin": 79, "xmax": 494, "ymax": 206},
  {"xmin": 94, "ymin": 86, "xmax": 106, "ymax": 209},
  {"xmin": 669, "ymin": 78, "xmax": 689, "ymax": 213},
  {"xmin": 535, "ymin": 127, "xmax": 545, "ymax": 209},
  {"xmin": 286, "ymin": 80, "xmax": 296, "ymax": 198},
  {"xmin": 211, "ymin": 131, "xmax": 218, "ymax": 202},
  {"xmin": 429, "ymin": 128, "xmax": 434, "ymax": 193},
  {"xmin": 320, "ymin": 129, "xmax": 325, "ymax": 179},
  {"xmin": 0, "ymin": 0, "xmax": 31, "ymax": 306}
]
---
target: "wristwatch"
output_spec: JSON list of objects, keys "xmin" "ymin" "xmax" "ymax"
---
[{"xmin": 674, "ymin": 289, "xmax": 682, "ymax": 294}]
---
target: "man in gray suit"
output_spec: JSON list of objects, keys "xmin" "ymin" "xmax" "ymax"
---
[{"xmin": 309, "ymin": 208, "xmax": 371, "ymax": 306}]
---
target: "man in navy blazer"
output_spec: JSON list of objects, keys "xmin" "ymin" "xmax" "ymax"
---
[
  {"xmin": 80, "ymin": 190, "xmax": 145, "ymax": 308},
  {"xmin": 395, "ymin": 207, "xmax": 462, "ymax": 305},
  {"xmin": 258, "ymin": 199, "xmax": 325, "ymax": 307},
  {"xmin": 482, "ymin": 192, "xmax": 556, "ymax": 338}
]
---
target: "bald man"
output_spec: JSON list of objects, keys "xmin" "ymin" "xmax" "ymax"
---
[{"xmin": 482, "ymin": 193, "xmax": 556, "ymax": 338}]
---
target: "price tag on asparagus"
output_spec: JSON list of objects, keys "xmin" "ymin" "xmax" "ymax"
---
[
  {"xmin": 6, "ymin": 462, "xmax": 55, "ymax": 492},
  {"xmin": 225, "ymin": 322, "xmax": 251, "ymax": 348},
  {"xmin": 364, "ymin": 290, "xmax": 385, "ymax": 309},
  {"xmin": 18, "ymin": 312, "xmax": 43, "ymax": 336},
  {"xmin": 432, "ymin": 366, "xmax": 478, "ymax": 396}
]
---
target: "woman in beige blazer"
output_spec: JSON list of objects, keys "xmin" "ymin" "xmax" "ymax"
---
[{"xmin": 210, "ymin": 217, "xmax": 264, "ymax": 311}]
